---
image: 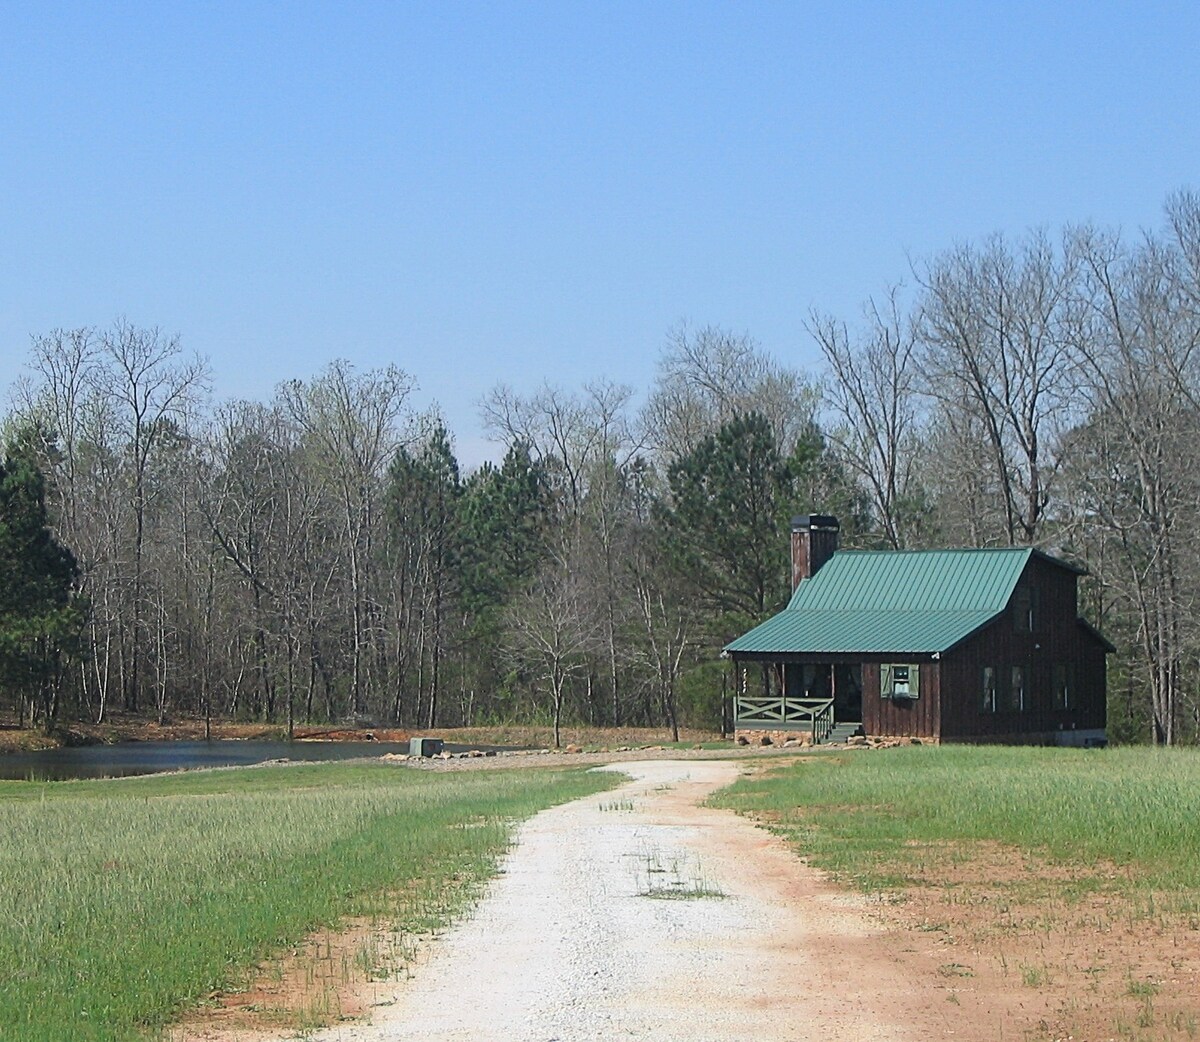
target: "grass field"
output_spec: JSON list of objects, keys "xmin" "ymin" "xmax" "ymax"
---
[
  {"xmin": 0, "ymin": 762, "xmax": 617, "ymax": 1042},
  {"xmin": 713, "ymin": 745, "xmax": 1200, "ymax": 896},
  {"xmin": 713, "ymin": 745, "xmax": 1200, "ymax": 1041},
  {"xmin": 710, "ymin": 744, "xmax": 1200, "ymax": 883}
]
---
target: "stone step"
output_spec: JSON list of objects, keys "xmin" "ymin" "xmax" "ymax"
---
[{"xmin": 825, "ymin": 722, "xmax": 864, "ymax": 744}]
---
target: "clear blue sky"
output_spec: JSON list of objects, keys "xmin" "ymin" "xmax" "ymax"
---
[{"xmin": 2, "ymin": 2, "xmax": 1197, "ymax": 465}]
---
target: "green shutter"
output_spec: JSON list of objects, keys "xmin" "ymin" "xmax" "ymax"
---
[
  {"xmin": 880, "ymin": 663, "xmax": 892, "ymax": 698},
  {"xmin": 909, "ymin": 663, "xmax": 920, "ymax": 698}
]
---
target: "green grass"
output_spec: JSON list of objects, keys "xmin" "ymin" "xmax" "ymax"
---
[
  {"xmin": 0, "ymin": 762, "xmax": 618, "ymax": 1042},
  {"xmin": 711, "ymin": 746, "xmax": 1200, "ymax": 899},
  {"xmin": 634, "ymin": 845, "xmax": 726, "ymax": 901}
]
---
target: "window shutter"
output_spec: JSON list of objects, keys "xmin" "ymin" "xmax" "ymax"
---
[
  {"xmin": 880, "ymin": 664, "xmax": 892, "ymax": 698},
  {"xmin": 909, "ymin": 663, "xmax": 920, "ymax": 698}
]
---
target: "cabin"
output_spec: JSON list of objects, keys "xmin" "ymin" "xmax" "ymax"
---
[{"xmin": 724, "ymin": 516, "xmax": 1111, "ymax": 746}]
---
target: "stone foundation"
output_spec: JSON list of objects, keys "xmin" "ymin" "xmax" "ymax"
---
[
  {"xmin": 734, "ymin": 728, "xmax": 815, "ymax": 747},
  {"xmin": 735, "ymin": 728, "xmax": 939, "ymax": 748}
]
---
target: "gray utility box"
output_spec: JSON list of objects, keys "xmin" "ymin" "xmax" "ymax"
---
[{"xmin": 409, "ymin": 737, "xmax": 444, "ymax": 757}]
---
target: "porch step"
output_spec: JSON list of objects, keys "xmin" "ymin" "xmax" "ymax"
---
[{"xmin": 825, "ymin": 722, "xmax": 864, "ymax": 744}]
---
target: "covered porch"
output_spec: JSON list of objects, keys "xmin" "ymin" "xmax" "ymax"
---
[{"xmin": 730, "ymin": 657, "xmax": 863, "ymax": 744}]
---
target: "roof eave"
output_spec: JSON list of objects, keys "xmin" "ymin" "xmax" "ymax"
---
[{"xmin": 1077, "ymin": 617, "xmax": 1116, "ymax": 653}]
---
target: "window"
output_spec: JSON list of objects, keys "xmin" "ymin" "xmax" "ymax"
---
[
  {"xmin": 881, "ymin": 663, "xmax": 920, "ymax": 699},
  {"xmin": 1053, "ymin": 663, "xmax": 1071, "ymax": 710},
  {"xmin": 1007, "ymin": 665, "xmax": 1026, "ymax": 712},
  {"xmin": 981, "ymin": 666, "xmax": 998, "ymax": 713},
  {"xmin": 1012, "ymin": 585, "xmax": 1036, "ymax": 632}
]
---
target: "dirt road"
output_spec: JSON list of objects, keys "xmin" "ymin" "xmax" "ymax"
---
[{"xmin": 305, "ymin": 760, "xmax": 998, "ymax": 1042}]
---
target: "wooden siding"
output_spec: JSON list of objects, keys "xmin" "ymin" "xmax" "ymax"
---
[
  {"xmin": 938, "ymin": 555, "xmax": 1106, "ymax": 741},
  {"xmin": 863, "ymin": 659, "xmax": 941, "ymax": 739}
]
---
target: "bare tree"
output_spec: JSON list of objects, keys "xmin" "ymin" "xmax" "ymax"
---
[
  {"xmin": 810, "ymin": 290, "xmax": 923, "ymax": 548},
  {"xmin": 100, "ymin": 321, "xmax": 209, "ymax": 711},
  {"xmin": 482, "ymin": 379, "xmax": 642, "ymax": 724},
  {"xmin": 1065, "ymin": 223, "xmax": 1200, "ymax": 744},
  {"xmin": 916, "ymin": 233, "xmax": 1080, "ymax": 546},
  {"xmin": 281, "ymin": 361, "xmax": 413, "ymax": 717},
  {"xmin": 645, "ymin": 323, "xmax": 820, "ymax": 463},
  {"xmin": 503, "ymin": 543, "xmax": 599, "ymax": 748}
]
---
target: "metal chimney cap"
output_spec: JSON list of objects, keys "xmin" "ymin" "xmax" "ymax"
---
[{"xmin": 791, "ymin": 514, "xmax": 840, "ymax": 531}]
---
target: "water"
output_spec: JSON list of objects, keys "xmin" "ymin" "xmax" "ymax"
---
[{"xmin": 0, "ymin": 739, "xmax": 495, "ymax": 781}]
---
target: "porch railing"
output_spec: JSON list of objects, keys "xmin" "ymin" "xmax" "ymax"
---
[{"xmin": 734, "ymin": 695, "xmax": 835, "ymax": 744}]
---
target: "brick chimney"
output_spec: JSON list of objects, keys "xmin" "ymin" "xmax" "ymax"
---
[{"xmin": 791, "ymin": 515, "xmax": 839, "ymax": 590}]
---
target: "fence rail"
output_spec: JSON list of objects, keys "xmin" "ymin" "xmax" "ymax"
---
[{"xmin": 734, "ymin": 696, "xmax": 835, "ymax": 743}]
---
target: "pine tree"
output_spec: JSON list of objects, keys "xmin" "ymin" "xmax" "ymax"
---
[
  {"xmin": 0, "ymin": 443, "xmax": 84, "ymax": 729},
  {"xmin": 658, "ymin": 412, "xmax": 793, "ymax": 629}
]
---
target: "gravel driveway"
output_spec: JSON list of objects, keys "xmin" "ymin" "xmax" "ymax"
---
[{"xmin": 305, "ymin": 760, "xmax": 982, "ymax": 1042}]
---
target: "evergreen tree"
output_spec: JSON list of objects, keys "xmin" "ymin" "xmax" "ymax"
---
[
  {"xmin": 456, "ymin": 442, "xmax": 554, "ymax": 721},
  {"xmin": 458, "ymin": 442, "xmax": 554, "ymax": 615},
  {"xmin": 0, "ymin": 443, "xmax": 84, "ymax": 729},
  {"xmin": 383, "ymin": 423, "xmax": 462, "ymax": 725},
  {"xmin": 658, "ymin": 412, "xmax": 793, "ymax": 628}
]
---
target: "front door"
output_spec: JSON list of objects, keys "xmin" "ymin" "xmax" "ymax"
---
[{"xmin": 834, "ymin": 664, "xmax": 863, "ymax": 722}]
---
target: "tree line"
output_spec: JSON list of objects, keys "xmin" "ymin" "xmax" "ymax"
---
[{"xmin": 4, "ymin": 191, "xmax": 1200, "ymax": 744}]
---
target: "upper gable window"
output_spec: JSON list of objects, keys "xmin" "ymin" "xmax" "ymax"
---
[{"xmin": 1012, "ymin": 585, "xmax": 1036, "ymax": 633}]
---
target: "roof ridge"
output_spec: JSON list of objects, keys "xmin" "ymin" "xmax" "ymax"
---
[
  {"xmin": 833, "ymin": 546, "xmax": 1032, "ymax": 555},
  {"xmin": 780, "ymin": 606, "xmax": 1000, "ymax": 613}
]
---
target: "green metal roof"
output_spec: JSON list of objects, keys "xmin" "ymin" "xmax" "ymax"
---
[{"xmin": 726, "ymin": 547, "xmax": 1042, "ymax": 655}]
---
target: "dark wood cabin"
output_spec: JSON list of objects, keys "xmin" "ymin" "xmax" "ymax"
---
[{"xmin": 725, "ymin": 516, "xmax": 1111, "ymax": 746}]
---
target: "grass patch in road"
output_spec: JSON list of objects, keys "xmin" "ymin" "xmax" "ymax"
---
[
  {"xmin": 633, "ymin": 845, "xmax": 726, "ymax": 901},
  {"xmin": 0, "ymin": 762, "xmax": 617, "ymax": 1042},
  {"xmin": 640, "ymin": 880, "xmax": 727, "ymax": 900}
]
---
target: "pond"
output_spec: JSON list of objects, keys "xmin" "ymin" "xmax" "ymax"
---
[{"xmin": 0, "ymin": 739, "xmax": 493, "ymax": 781}]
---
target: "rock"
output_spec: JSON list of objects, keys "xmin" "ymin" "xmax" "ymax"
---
[
  {"xmin": 693, "ymin": 743, "xmax": 704, "ymax": 750},
  {"xmin": 468, "ymin": 749, "xmax": 484, "ymax": 757},
  {"xmin": 484, "ymin": 749, "xmax": 496, "ymax": 757},
  {"xmin": 782, "ymin": 738, "xmax": 801, "ymax": 747},
  {"xmin": 735, "ymin": 735, "xmax": 749, "ymax": 746},
  {"xmin": 565, "ymin": 744, "xmax": 583, "ymax": 754},
  {"xmin": 847, "ymin": 735, "xmax": 867, "ymax": 746},
  {"xmin": 910, "ymin": 738, "xmax": 922, "ymax": 745},
  {"xmin": 759, "ymin": 735, "xmax": 773, "ymax": 746}
]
